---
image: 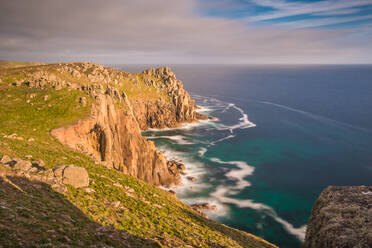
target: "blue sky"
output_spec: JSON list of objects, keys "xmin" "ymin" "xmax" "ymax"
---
[
  {"xmin": 198, "ymin": 0, "xmax": 372, "ymax": 29},
  {"xmin": 0, "ymin": 0, "xmax": 372, "ymax": 64}
]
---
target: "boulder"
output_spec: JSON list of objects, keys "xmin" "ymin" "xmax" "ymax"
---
[
  {"xmin": 59, "ymin": 165, "xmax": 89, "ymax": 188},
  {"xmin": 53, "ymin": 165, "xmax": 66, "ymax": 181},
  {"xmin": 13, "ymin": 160, "xmax": 32, "ymax": 171}
]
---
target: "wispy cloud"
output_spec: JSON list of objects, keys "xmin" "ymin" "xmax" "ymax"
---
[
  {"xmin": 249, "ymin": 0, "xmax": 372, "ymax": 22},
  {"xmin": 0, "ymin": 0, "xmax": 371, "ymax": 64},
  {"xmin": 312, "ymin": 8, "xmax": 362, "ymax": 17},
  {"xmin": 274, "ymin": 14, "xmax": 372, "ymax": 29}
]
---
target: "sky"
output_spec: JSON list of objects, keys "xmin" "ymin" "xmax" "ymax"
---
[{"xmin": 0, "ymin": 0, "xmax": 372, "ymax": 64}]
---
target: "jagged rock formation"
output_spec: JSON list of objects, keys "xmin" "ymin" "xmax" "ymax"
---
[
  {"xmin": 131, "ymin": 66, "xmax": 201, "ymax": 130},
  {"xmin": 5, "ymin": 63, "xmax": 203, "ymax": 186},
  {"xmin": 303, "ymin": 186, "xmax": 372, "ymax": 248}
]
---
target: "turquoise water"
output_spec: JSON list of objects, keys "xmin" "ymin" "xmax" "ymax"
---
[{"xmin": 119, "ymin": 65, "xmax": 372, "ymax": 248}]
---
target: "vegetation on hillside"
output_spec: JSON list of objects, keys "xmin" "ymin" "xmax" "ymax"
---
[{"xmin": 0, "ymin": 62, "xmax": 277, "ymax": 248}]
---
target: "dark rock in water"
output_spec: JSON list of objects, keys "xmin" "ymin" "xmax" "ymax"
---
[
  {"xmin": 191, "ymin": 202, "xmax": 217, "ymax": 211},
  {"xmin": 168, "ymin": 190, "xmax": 176, "ymax": 196},
  {"xmin": 186, "ymin": 176, "xmax": 196, "ymax": 182},
  {"xmin": 303, "ymin": 186, "xmax": 372, "ymax": 248},
  {"xmin": 195, "ymin": 112, "xmax": 208, "ymax": 120},
  {"xmin": 167, "ymin": 160, "xmax": 186, "ymax": 183}
]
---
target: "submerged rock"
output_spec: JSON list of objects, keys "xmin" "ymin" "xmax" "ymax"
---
[{"xmin": 186, "ymin": 176, "xmax": 196, "ymax": 182}]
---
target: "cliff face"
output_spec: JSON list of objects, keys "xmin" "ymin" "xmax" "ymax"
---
[
  {"xmin": 47, "ymin": 64, "xmax": 195, "ymax": 186},
  {"xmin": 130, "ymin": 66, "xmax": 198, "ymax": 130},
  {"xmin": 303, "ymin": 186, "xmax": 372, "ymax": 248},
  {"xmin": 51, "ymin": 93, "xmax": 178, "ymax": 186}
]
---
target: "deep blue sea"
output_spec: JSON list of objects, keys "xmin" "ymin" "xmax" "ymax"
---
[{"xmin": 117, "ymin": 64, "xmax": 372, "ymax": 248}]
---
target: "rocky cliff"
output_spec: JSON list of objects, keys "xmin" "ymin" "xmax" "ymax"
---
[
  {"xmin": 0, "ymin": 61, "xmax": 278, "ymax": 248},
  {"xmin": 51, "ymin": 93, "xmax": 177, "ymax": 186},
  {"xmin": 303, "ymin": 186, "xmax": 372, "ymax": 248},
  {"xmin": 130, "ymin": 66, "xmax": 203, "ymax": 130},
  {"xmin": 6, "ymin": 62, "xmax": 202, "ymax": 186}
]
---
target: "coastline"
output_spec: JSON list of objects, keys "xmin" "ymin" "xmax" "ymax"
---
[{"xmin": 143, "ymin": 94, "xmax": 308, "ymax": 243}]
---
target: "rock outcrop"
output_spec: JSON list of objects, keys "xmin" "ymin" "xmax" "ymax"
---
[
  {"xmin": 0, "ymin": 155, "xmax": 89, "ymax": 192},
  {"xmin": 303, "ymin": 186, "xmax": 372, "ymax": 248},
  {"xmin": 8, "ymin": 63, "xmax": 203, "ymax": 187},
  {"xmin": 131, "ymin": 66, "xmax": 202, "ymax": 130}
]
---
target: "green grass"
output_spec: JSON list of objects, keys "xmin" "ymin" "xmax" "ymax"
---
[
  {"xmin": 0, "ymin": 62, "xmax": 277, "ymax": 248},
  {"xmin": 0, "ymin": 61, "xmax": 44, "ymax": 70}
]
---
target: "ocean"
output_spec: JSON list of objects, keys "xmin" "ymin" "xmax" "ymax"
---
[{"xmin": 117, "ymin": 64, "xmax": 372, "ymax": 248}]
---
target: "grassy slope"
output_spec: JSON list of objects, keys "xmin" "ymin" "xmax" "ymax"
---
[
  {"xmin": 0, "ymin": 61, "xmax": 45, "ymax": 70},
  {"xmin": 0, "ymin": 62, "xmax": 277, "ymax": 248}
]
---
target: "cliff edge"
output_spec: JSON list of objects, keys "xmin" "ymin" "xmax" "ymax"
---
[
  {"xmin": 0, "ymin": 61, "xmax": 277, "ymax": 247},
  {"xmin": 12, "ymin": 62, "xmax": 199, "ymax": 186},
  {"xmin": 303, "ymin": 186, "xmax": 372, "ymax": 248}
]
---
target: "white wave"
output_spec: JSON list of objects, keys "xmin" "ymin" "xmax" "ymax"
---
[
  {"xmin": 210, "ymin": 134, "xmax": 235, "ymax": 145},
  {"xmin": 208, "ymin": 157, "xmax": 306, "ymax": 241},
  {"xmin": 192, "ymin": 95, "xmax": 257, "ymax": 135},
  {"xmin": 198, "ymin": 147, "xmax": 208, "ymax": 157},
  {"xmin": 159, "ymin": 147, "xmax": 208, "ymax": 192},
  {"xmin": 272, "ymin": 216, "xmax": 307, "ymax": 241},
  {"xmin": 181, "ymin": 196, "xmax": 229, "ymax": 217},
  {"xmin": 210, "ymin": 186, "xmax": 307, "ymax": 241},
  {"xmin": 145, "ymin": 119, "xmax": 212, "ymax": 132},
  {"xmin": 196, "ymin": 106, "xmax": 214, "ymax": 113},
  {"xmin": 213, "ymin": 103, "xmax": 256, "ymax": 134},
  {"xmin": 147, "ymin": 135, "xmax": 194, "ymax": 145},
  {"xmin": 210, "ymin": 158, "xmax": 254, "ymax": 190},
  {"xmin": 150, "ymin": 94, "xmax": 306, "ymax": 241}
]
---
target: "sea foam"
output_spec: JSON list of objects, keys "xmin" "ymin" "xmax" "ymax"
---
[{"xmin": 149, "ymin": 94, "xmax": 306, "ymax": 241}]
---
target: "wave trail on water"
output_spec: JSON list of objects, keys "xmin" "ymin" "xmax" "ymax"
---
[
  {"xmin": 210, "ymin": 158, "xmax": 254, "ymax": 190},
  {"xmin": 260, "ymin": 100, "xmax": 371, "ymax": 133},
  {"xmin": 145, "ymin": 93, "xmax": 306, "ymax": 241},
  {"xmin": 210, "ymin": 187, "xmax": 307, "ymax": 241},
  {"xmin": 198, "ymin": 147, "xmax": 208, "ymax": 157},
  {"xmin": 191, "ymin": 94, "xmax": 256, "ymax": 144},
  {"xmin": 146, "ymin": 135, "xmax": 194, "ymax": 145},
  {"xmin": 209, "ymin": 157, "xmax": 307, "ymax": 241}
]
